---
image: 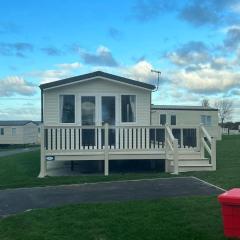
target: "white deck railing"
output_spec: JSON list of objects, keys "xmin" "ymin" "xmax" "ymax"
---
[
  {"xmin": 39, "ymin": 124, "xmax": 216, "ymax": 177},
  {"xmin": 200, "ymin": 125, "xmax": 216, "ymax": 170},
  {"xmin": 43, "ymin": 125, "xmax": 166, "ymax": 151}
]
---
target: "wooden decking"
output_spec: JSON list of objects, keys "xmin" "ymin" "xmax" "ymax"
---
[{"xmin": 39, "ymin": 124, "xmax": 216, "ymax": 177}]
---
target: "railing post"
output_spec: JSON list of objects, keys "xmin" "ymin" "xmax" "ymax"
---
[
  {"xmin": 104, "ymin": 123, "xmax": 109, "ymax": 176},
  {"xmin": 165, "ymin": 124, "xmax": 168, "ymax": 159},
  {"xmin": 211, "ymin": 138, "xmax": 216, "ymax": 170},
  {"xmin": 199, "ymin": 125, "xmax": 204, "ymax": 158},
  {"xmin": 38, "ymin": 125, "xmax": 47, "ymax": 178},
  {"xmin": 173, "ymin": 139, "xmax": 179, "ymax": 175}
]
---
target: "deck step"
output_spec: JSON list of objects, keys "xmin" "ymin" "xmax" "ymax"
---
[{"xmin": 179, "ymin": 164, "xmax": 213, "ymax": 172}]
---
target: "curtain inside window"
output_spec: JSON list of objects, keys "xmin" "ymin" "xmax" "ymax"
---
[
  {"xmin": 121, "ymin": 95, "xmax": 136, "ymax": 122},
  {"xmin": 81, "ymin": 96, "xmax": 95, "ymax": 125},
  {"xmin": 60, "ymin": 95, "xmax": 75, "ymax": 123}
]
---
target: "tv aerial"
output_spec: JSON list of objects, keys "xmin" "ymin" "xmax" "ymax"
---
[{"xmin": 151, "ymin": 69, "xmax": 161, "ymax": 92}]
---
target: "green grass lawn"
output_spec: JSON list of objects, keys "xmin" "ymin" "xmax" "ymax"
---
[
  {"xmin": 0, "ymin": 196, "xmax": 225, "ymax": 240},
  {"xmin": 0, "ymin": 135, "xmax": 239, "ymax": 240}
]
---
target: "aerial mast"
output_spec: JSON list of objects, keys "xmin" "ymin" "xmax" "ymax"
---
[{"xmin": 151, "ymin": 69, "xmax": 161, "ymax": 92}]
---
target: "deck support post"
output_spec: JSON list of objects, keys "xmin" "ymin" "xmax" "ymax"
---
[
  {"xmin": 104, "ymin": 123, "xmax": 109, "ymax": 176},
  {"xmin": 38, "ymin": 125, "xmax": 47, "ymax": 178},
  {"xmin": 211, "ymin": 138, "xmax": 216, "ymax": 170}
]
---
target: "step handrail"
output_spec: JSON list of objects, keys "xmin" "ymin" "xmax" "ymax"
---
[
  {"xmin": 165, "ymin": 125, "xmax": 179, "ymax": 174},
  {"xmin": 200, "ymin": 125, "xmax": 216, "ymax": 170}
]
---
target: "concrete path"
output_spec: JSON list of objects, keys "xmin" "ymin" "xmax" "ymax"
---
[
  {"xmin": 0, "ymin": 177, "xmax": 223, "ymax": 217},
  {"xmin": 0, "ymin": 147, "xmax": 39, "ymax": 158}
]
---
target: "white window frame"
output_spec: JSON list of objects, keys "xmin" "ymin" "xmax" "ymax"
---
[
  {"xmin": 100, "ymin": 94, "xmax": 118, "ymax": 126},
  {"xmin": 58, "ymin": 94, "xmax": 76, "ymax": 124},
  {"xmin": 80, "ymin": 95, "xmax": 97, "ymax": 126},
  {"xmin": 201, "ymin": 115, "xmax": 212, "ymax": 126},
  {"xmin": 12, "ymin": 128, "xmax": 16, "ymax": 136},
  {"xmin": 120, "ymin": 94, "xmax": 137, "ymax": 124}
]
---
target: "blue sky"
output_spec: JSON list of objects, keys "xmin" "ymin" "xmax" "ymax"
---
[{"xmin": 0, "ymin": 0, "xmax": 240, "ymax": 121}]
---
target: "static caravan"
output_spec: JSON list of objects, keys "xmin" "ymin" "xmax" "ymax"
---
[
  {"xmin": 39, "ymin": 71, "xmax": 220, "ymax": 177},
  {"xmin": 151, "ymin": 105, "xmax": 221, "ymax": 142},
  {"xmin": 0, "ymin": 121, "xmax": 38, "ymax": 145}
]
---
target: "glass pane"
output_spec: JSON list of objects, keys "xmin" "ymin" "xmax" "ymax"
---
[
  {"xmin": 172, "ymin": 129, "xmax": 181, "ymax": 146},
  {"xmin": 160, "ymin": 114, "xmax": 166, "ymax": 125},
  {"xmin": 81, "ymin": 96, "xmax": 95, "ymax": 125},
  {"xmin": 60, "ymin": 95, "xmax": 75, "ymax": 123},
  {"xmin": 156, "ymin": 129, "xmax": 165, "ymax": 143},
  {"xmin": 207, "ymin": 116, "xmax": 212, "ymax": 125},
  {"xmin": 12, "ymin": 128, "xmax": 16, "ymax": 136},
  {"xmin": 121, "ymin": 95, "xmax": 136, "ymax": 122},
  {"xmin": 183, "ymin": 129, "xmax": 196, "ymax": 147},
  {"xmin": 201, "ymin": 115, "xmax": 205, "ymax": 124},
  {"xmin": 171, "ymin": 115, "xmax": 176, "ymax": 125},
  {"xmin": 82, "ymin": 129, "xmax": 95, "ymax": 146},
  {"xmin": 101, "ymin": 129, "xmax": 116, "ymax": 147},
  {"xmin": 102, "ymin": 96, "xmax": 115, "ymax": 125}
]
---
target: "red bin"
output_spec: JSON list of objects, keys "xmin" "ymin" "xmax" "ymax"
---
[{"xmin": 218, "ymin": 189, "xmax": 240, "ymax": 238}]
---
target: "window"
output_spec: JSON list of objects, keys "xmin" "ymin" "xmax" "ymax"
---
[
  {"xmin": 12, "ymin": 128, "xmax": 16, "ymax": 136},
  {"xmin": 183, "ymin": 129, "xmax": 197, "ymax": 147},
  {"xmin": 121, "ymin": 95, "xmax": 136, "ymax": 122},
  {"xmin": 160, "ymin": 114, "xmax": 166, "ymax": 125},
  {"xmin": 201, "ymin": 115, "xmax": 212, "ymax": 126},
  {"xmin": 171, "ymin": 115, "xmax": 176, "ymax": 125},
  {"xmin": 102, "ymin": 96, "xmax": 115, "ymax": 125},
  {"xmin": 81, "ymin": 96, "xmax": 95, "ymax": 125},
  {"xmin": 60, "ymin": 95, "xmax": 75, "ymax": 123},
  {"xmin": 0, "ymin": 128, "xmax": 4, "ymax": 135}
]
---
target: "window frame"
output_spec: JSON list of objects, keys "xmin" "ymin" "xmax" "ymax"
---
[
  {"xmin": 201, "ymin": 115, "xmax": 212, "ymax": 126},
  {"xmin": 12, "ymin": 128, "xmax": 16, "ymax": 136},
  {"xmin": 0, "ymin": 128, "xmax": 4, "ymax": 135},
  {"xmin": 59, "ymin": 94, "xmax": 76, "ymax": 124},
  {"xmin": 81, "ymin": 95, "xmax": 96, "ymax": 126},
  {"xmin": 120, "ymin": 94, "xmax": 137, "ymax": 124},
  {"xmin": 160, "ymin": 114, "xmax": 166, "ymax": 125},
  {"xmin": 170, "ymin": 115, "xmax": 176, "ymax": 125}
]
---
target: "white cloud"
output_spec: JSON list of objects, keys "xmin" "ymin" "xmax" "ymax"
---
[
  {"xmin": 55, "ymin": 62, "xmax": 82, "ymax": 70},
  {"xmin": 0, "ymin": 76, "xmax": 36, "ymax": 96},
  {"xmin": 29, "ymin": 61, "xmax": 82, "ymax": 84},
  {"xmin": 0, "ymin": 106, "xmax": 40, "ymax": 120},
  {"xmin": 170, "ymin": 67, "xmax": 240, "ymax": 93},
  {"xmin": 122, "ymin": 60, "xmax": 155, "ymax": 83},
  {"xmin": 80, "ymin": 46, "xmax": 118, "ymax": 67}
]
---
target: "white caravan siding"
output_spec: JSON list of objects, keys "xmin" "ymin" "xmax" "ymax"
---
[
  {"xmin": 151, "ymin": 109, "xmax": 221, "ymax": 140},
  {"xmin": 0, "ymin": 122, "xmax": 38, "ymax": 144},
  {"xmin": 43, "ymin": 78, "xmax": 151, "ymax": 126}
]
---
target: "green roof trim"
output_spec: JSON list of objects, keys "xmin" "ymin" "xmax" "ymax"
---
[{"xmin": 40, "ymin": 71, "xmax": 155, "ymax": 90}]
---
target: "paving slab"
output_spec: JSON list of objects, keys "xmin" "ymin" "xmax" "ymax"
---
[{"xmin": 0, "ymin": 177, "xmax": 224, "ymax": 217}]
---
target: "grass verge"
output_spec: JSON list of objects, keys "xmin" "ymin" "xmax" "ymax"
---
[{"xmin": 0, "ymin": 196, "xmax": 225, "ymax": 240}]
